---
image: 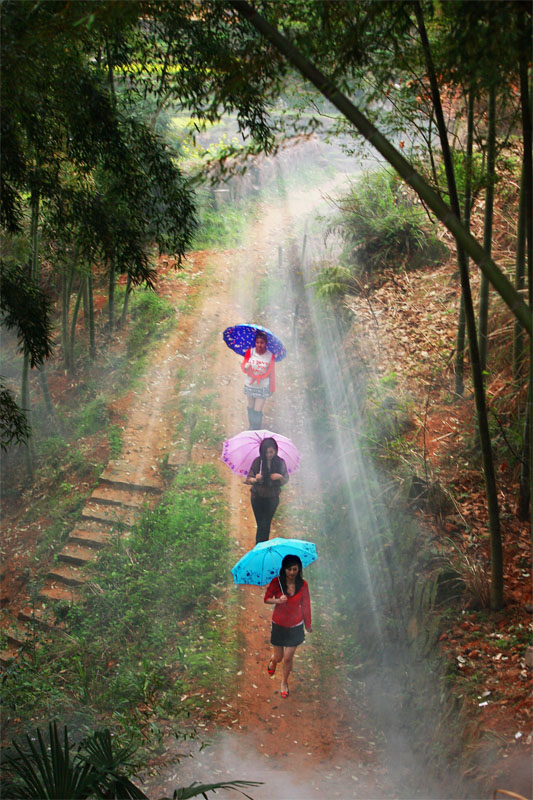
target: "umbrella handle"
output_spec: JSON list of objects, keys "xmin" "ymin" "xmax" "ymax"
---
[{"xmin": 278, "ymin": 577, "xmax": 285, "ymax": 596}]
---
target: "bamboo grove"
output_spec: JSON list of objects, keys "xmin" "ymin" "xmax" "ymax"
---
[{"xmin": 1, "ymin": 1, "xmax": 531, "ymax": 609}]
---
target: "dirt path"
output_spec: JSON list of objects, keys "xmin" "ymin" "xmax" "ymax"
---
[
  {"xmin": 2, "ymin": 175, "xmax": 391, "ymax": 795},
  {"xmin": 142, "ymin": 187, "xmax": 392, "ymax": 798}
]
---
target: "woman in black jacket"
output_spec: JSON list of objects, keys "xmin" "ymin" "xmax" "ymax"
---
[{"xmin": 244, "ymin": 437, "xmax": 288, "ymax": 544}]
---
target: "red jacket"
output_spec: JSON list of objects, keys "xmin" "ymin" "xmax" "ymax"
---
[{"xmin": 264, "ymin": 578, "xmax": 311, "ymax": 630}]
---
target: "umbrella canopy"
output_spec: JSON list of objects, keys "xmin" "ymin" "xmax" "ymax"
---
[
  {"xmin": 221, "ymin": 429, "xmax": 301, "ymax": 476},
  {"xmin": 222, "ymin": 323, "xmax": 287, "ymax": 362},
  {"xmin": 232, "ymin": 537, "xmax": 317, "ymax": 586}
]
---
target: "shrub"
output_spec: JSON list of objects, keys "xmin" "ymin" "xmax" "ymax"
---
[
  {"xmin": 2, "ymin": 720, "xmax": 260, "ymax": 799},
  {"xmin": 326, "ymin": 168, "xmax": 447, "ymax": 283},
  {"xmin": 76, "ymin": 396, "xmax": 109, "ymax": 437},
  {"xmin": 127, "ymin": 290, "xmax": 175, "ymax": 358}
]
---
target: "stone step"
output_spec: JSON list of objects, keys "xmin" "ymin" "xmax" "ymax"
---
[
  {"xmin": 47, "ymin": 563, "xmax": 86, "ymax": 587},
  {"xmin": 68, "ymin": 528, "xmax": 112, "ymax": 548},
  {"xmin": 18, "ymin": 605, "xmax": 59, "ymax": 632},
  {"xmin": 90, "ymin": 485, "xmax": 150, "ymax": 509},
  {"xmin": 167, "ymin": 449, "xmax": 188, "ymax": 468},
  {"xmin": 37, "ymin": 581, "xmax": 81, "ymax": 603},
  {"xmin": 5, "ymin": 625, "xmax": 30, "ymax": 649},
  {"xmin": 100, "ymin": 460, "xmax": 162, "ymax": 493},
  {"xmin": 81, "ymin": 501, "xmax": 137, "ymax": 528},
  {"xmin": 58, "ymin": 543, "xmax": 98, "ymax": 567},
  {"xmin": 0, "ymin": 647, "xmax": 20, "ymax": 668}
]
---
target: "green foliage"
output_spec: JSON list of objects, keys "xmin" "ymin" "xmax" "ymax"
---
[
  {"xmin": 3, "ymin": 720, "xmax": 259, "ymax": 799},
  {"xmin": 177, "ymin": 393, "xmax": 223, "ymax": 451},
  {"xmin": 126, "ymin": 290, "xmax": 175, "ymax": 358},
  {"xmin": 171, "ymin": 780, "xmax": 262, "ymax": 800},
  {"xmin": 0, "ymin": 263, "xmax": 54, "ymax": 368},
  {"xmin": 108, "ymin": 424, "xmax": 124, "ymax": 458},
  {"xmin": 78, "ymin": 465, "xmax": 228, "ymax": 644},
  {"xmin": 1, "ymin": 464, "xmax": 232, "ymax": 737},
  {"xmin": 361, "ymin": 373, "xmax": 414, "ymax": 459},
  {"xmin": 76, "ymin": 395, "xmax": 109, "ymax": 437},
  {"xmin": 327, "ymin": 169, "xmax": 448, "ymax": 281},
  {"xmin": 309, "ymin": 265, "xmax": 357, "ymax": 300},
  {"xmin": 0, "ymin": 382, "xmax": 30, "ymax": 450},
  {"xmin": 430, "ymin": 149, "xmax": 487, "ymax": 208},
  {"xmin": 3, "ymin": 722, "xmax": 98, "ymax": 800},
  {"xmin": 192, "ymin": 203, "xmax": 253, "ymax": 250}
]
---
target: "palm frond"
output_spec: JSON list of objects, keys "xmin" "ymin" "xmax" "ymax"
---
[{"xmin": 170, "ymin": 779, "xmax": 263, "ymax": 800}]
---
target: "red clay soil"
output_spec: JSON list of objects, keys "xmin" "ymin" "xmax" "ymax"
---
[
  {"xmin": 140, "ymin": 206, "xmax": 392, "ymax": 798},
  {"xmin": 346, "ymin": 255, "xmax": 532, "ymax": 792}
]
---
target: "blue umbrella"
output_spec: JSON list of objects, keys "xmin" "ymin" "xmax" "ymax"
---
[
  {"xmin": 222, "ymin": 324, "xmax": 287, "ymax": 362},
  {"xmin": 232, "ymin": 537, "xmax": 317, "ymax": 586}
]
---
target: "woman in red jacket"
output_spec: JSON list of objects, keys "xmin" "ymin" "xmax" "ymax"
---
[{"xmin": 264, "ymin": 554, "xmax": 312, "ymax": 698}]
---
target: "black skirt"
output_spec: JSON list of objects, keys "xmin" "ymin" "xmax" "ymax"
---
[{"xmin": 271, "ymin": 622, "xmax": 305, "ymax": 648}]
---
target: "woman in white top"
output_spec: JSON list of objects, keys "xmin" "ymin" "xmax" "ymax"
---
[{"xmin": 241, "ymin": 331, "xmax": 276, "ymax": 429}]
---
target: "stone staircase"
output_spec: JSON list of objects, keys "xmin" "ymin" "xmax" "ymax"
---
[{"xmin": 0, "ymin": 460, "xmax": 162, "ymax": 667}]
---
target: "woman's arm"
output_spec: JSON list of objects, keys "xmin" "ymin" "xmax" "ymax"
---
[
  {"xmin": 264, "ymin": 580, "xmax": 287, "ymax": 605},
  {"xmin": 244, "ymin": 457, "xmax": 261, "ymax": 484},
  {"xmin": 241, "ymin": 348, "xmax": 252, "ymax": 374},
  {"xmin": 268, "ymin": 354, "xmax": 276, "ymax": 393},
  {"xmin": 264, "ymin": 595, "xmax": 287, "ymax": 605},
  {"xmin": 269, "ymin": 457, "xmax": 288, "ymax": 484},
  {"xmin": 301, "ymin": 583, "xmax": 312, "ymax": 631}
]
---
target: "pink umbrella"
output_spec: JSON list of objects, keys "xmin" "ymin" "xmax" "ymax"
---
[{"xmin": 221, "ymin": 429, "xmax": 301, "ymax": 477}]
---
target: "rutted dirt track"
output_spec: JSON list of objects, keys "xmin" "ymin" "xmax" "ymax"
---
[
  {"xmin": 1, "ymin": 186, "xmax": 390, "ymax": 797},
  {"xmin": 140, "ymin": 194, "xmax": 390, "ymax": 798}
]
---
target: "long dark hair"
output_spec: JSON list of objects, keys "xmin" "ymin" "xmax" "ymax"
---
[
  {"xmin": 259, "ymin": 437, "xmax": 284, "ymax": 487},
  {"xmin": 279, "ymin": 554, "xmax": 304, "ymax": 595}
]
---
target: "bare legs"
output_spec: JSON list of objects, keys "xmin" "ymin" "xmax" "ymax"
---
[
  {"xmin": 247, "ymin": 397, "xmax": 266, "ymax": 413},
  {"xmin": 246, "ymin": 397, "xmax": 267, "ymax": 429},
  {"xmin": 270, "ymin": 645, "xmax": 296, "ymax": 695}
]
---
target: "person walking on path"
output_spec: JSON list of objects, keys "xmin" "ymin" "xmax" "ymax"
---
[
  {"xmin": 241, "ymin": 330, "xmax": 276, "ymax": 430},
  {"xmin": 245, "ymin": 437, "xmax": 288, "ymax": 544},
  {"xmin": 264, "ymin": 554, "xmax": 312, "ymax": 698}
]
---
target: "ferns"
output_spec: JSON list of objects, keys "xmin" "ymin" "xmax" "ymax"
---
[
  {"xmin": 312, "ymin": 168, "xmax": 447, "ymax": 300},
  {"xmin": 309, "ymin": 265, "xmax": 357, "ymax": 299}
]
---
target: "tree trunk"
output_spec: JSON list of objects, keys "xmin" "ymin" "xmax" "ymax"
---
[
  {"xmin": 413, "ymin": 2, "xmax": 503, "ymax": 609},
  {"xmin": 62, "ymin": 263, "xmax": 75, "ymax": 372},
  {"xmin": 61, "ymin": 270, "xmax": 70, "ymax": 372},
  {"xmin": 517, "ymin": 11, "xmax": 532, "ymax": 528},
  {"xmin": 21, "ymin": 180, "xmax": 41, "ymax": 479},
  {"xmin": 478, "ymin": 85, "xmax": 496, "ymax": 374},
  {"xmin": 21, "ymin": 352, "xmax": 34, "ymax": 479},
  {"xmin": 82, "ymin": 273, "xmax": 89, "ymax": 332},
  {"xmin": 105, "ymin": 36, "xmax": 116, "ymax": 107},
  {"xmin": 120, "ymin": 272, "xmax": 132, "ymax": 327},
  {"xmin": 513, "ymin": 163, "xmax": 527, "ymax": 382},
  {"xmin": 68, "ymin": 277, "xmax": 85, "ymax": 374},
  {"xmin": 518, "ymin": 378, "xmax": 531, "ymax": 522},
  {"xmin": 229, "ymin": 0, "xmax": 531, "ymax": 335},
  {"xmin": 38, "ymin": 368, "xmax": 55, "ymax": 416},
  {"xmin": 88, "ymin": 272, "xmax": 96, "ymax": 359},
  {"xmin": 518, "ymin": 19, "xmax": 532, "ymax": 310},
  {"xmin": 108, "ymin": 256, "xmax": 115, "ymax": 331},
  {"xmin": 455, "ymin": 87, "xmax": 475, "ymax": 397}
]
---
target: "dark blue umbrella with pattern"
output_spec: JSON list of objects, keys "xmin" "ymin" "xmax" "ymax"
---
[{"xmin": 222, "ymin": 323, "xmax": 287, "ymax": 362}]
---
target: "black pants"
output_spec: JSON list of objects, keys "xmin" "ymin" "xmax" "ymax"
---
[{"xmin": 251, "ymin": 495, "xmax": 279, "ymax": 544}]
